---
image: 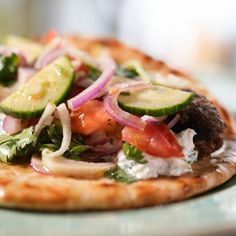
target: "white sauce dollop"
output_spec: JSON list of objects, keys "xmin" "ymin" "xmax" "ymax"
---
[{"xmin": 117, "ymin": 128, "xmax": 198, "ymax": 180}]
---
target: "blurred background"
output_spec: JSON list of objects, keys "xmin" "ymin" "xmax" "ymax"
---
[{"xmin": 0, "ymin": 0, "xmax": 236, "ymax": 114}]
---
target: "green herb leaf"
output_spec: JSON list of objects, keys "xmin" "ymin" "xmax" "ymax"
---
[
  {"xmin": 37, "ymin": 123, "xmax": 88, "ymax": 160},
  {"xmin": 0, "ymin": 53, "xmax": 20, "ymax": 87},
  {"xmin": 87, "ymin": 65, "xmax": 102, "ymax": 81},
  {"xmin": 106, "ymin": 166, "xmax": 136, "ymax": 184},
  {"xmin": 0, "ymin": 127, "xmax": 36, "ymax": 163},
  {"xmin": 115, "ymin": 67, "xmax": 139, "ymax": 78},
  {"xmin": 122, "ymin": 143, "xmax": 147, "ymax": 164}
]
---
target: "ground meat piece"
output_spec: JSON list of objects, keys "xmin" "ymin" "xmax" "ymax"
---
[{"xmin": 173, "ymin": 93, "xmax": 226, "ymax": 157}]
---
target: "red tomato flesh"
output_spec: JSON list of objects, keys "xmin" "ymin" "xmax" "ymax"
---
[
  {"xmin": 122, "ymin": 124, "xmax": 183, "ymax": 158},
  {"xmin": 70, "ymin": 100, "xmax": 117, "ymax": 135}
]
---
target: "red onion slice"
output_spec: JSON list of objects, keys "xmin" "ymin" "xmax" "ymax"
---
[
  {"xmin": 3, "ymin": 115, "xmax": 22, "ymax": 135},
  {"xmin": 35, "ymin": 48, "xmax": 64, "ymax": 69},
  {"xmin": 141, "ymin": 115, "xmax": 167, "ymax": 123},
  {"xmin": 67, "ymin": 58, "xmax": 116, "ymax": 110},
  {"xmin": 91, "ymin": 138, "xmax": 122, "ymax": 155},
  {"xmin": 35, "ymin": 37, "xmax": 62, "ymax": 69},
  {"xmin": 86, "ymin": 130, "xmax": 108, "ymax": 146},
  {"xmin": 17, "ymin": 67, "xmax": 36, "ymax": 84},
  {"xmin": 35, "ymin": 37, "xmax": 98, "ymax": 70},
  {"xmin": 42, "ymin": 103, "xmax": 71, "ymax": 159},
  {"xmin": 104, "ymin": 81, "xmax": 151, "ymax": 131},
  {"xmin": 167, "ymin": 114, "xmax": 181, "ymax": 128},
  {"xmin": 34, "ymin": 103, "xmax": 56, "ymax": 138}
]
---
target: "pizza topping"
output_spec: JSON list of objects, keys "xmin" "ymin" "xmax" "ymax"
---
[
  {"xmin": 70, "ymin": 100, "xmax": 117, "ymax": 135},
  {"xmin": 117, "ymin": 128, "xmax": 197, "ymax": 180},
  {"xmin": 141, "ymin": 115, "xmax": 167, "ymax": 124},
  {"xmin": 41, "ymin": 103, "xmax": 71, "ymax": 159},
  {"xmin": 0, "ymin": 126, "xmax": 36, "ymax": 163},
  {"xmin": 118, "ymin": 85, "xmax": 194, "ymax": 117},
  {"xmin": 122, "ymin": 123, "xmax": 183, "ymax": 158},
  {"xmin": 172, "ymin": 93, "xmax": 226, "ymax": 157},
  {"xmin": 41, "ymin": 152, "xmax": 116, "ymax": 179},
  {"xmin": 4, "ymin": 35, "xmax": 43, "ymax": 64},
  {"xmin": 119, "ymin": 60, "xmax": 150, "ymax": 81},
  {"xmin": 2, "ymin": 115, "xmax": 22, "ymax": 135},
  {"xmin": 0, "ymin": 53, "xmax": 20, "ymax": 87},
  {"xmin": 67, "ymin": 56, "xmax": 116, "ymax": 110},
  {"xmin": 0, "ymin": 56, "xmax": 74, "ymax": 118},
  {"xmin": 106, "ymin": 166, "xmax": 136, "ymax": 183},
  {"xmin": 0, "ymin": 32, "xmax": 227, "ymax": 181},
  {"xmin": 104, "ymin": 81, "xmax": 150, "ymax": 130},
  {"xmin": 122, "ymin": 143, "xmax": 147, "ymax": 164}
]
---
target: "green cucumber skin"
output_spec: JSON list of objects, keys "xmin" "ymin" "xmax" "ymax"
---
[
  {"xmin": 118, "ymin": 93, "xmax": 194, "ymax": 117},
  {"xmin": 0, "ymin": 58, "xmax": 75, "ymax": 119},
  {"xmin": 0, "ymin": 74, "xmax": 75, "ymax": 119}
]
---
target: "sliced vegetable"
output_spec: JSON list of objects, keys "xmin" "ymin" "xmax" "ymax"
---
[
  {"xmin": 122, "ymin": 123, "xmax": 183, "ymax": 158},
  {"xmin": 104, "ymin": 81, "xmax": 151, "ymax": 131},
  {"xmin": 70, "ymin": 100, "xmax": 117, "ymax": 135},
  {"xmin": 41, "ymin": 103, "xmax": 71, "ymax": 159},
  {"xmin": 30, "ymin": 155, "xmax": 49, "ymax": 175},
  {"xmin": 0, "ymin": 53, "xmax": 20, "ymax": 87},
  {"xmin": 167, "ymin": 114, "xmax": 181, "ymax": 129},
  {"xmin": 2, "ymin": 115, "xmax": 21, "ymax": 134},
  {"xmin": 0, "ymin": 56, "xmax": 74, "ymax": 118},
  {"xmin": 121, "ymin": 60, "xmax": 150, "ymax": 81},
  {"xmin": 4, "ymin": 35, "xmax": 43, "ymax": 64},
  {"xmin": 34, "ymin": 102, "xmax": 56, "ymax": 138},
  {"xmin": 141, "ymin": 115, "xmax": 167, "ymax": 124},
  {"xmin": 41, "ymin": 152, "xmax": 115, "ymax": 179},
  {"xmin": 118, "ymin": 85, "xmax": 194, "ymax": 117},
  {"xmin": 67, "ymin": 58, "xmax": 116, "ymax": 110}
]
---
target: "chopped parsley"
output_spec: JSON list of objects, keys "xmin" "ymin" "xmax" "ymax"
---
[
  {"xmin": 0, "ymin": 127, "xmax": 36, "ymax": 163},
  {"xmin": 123, "ymin": 143, "xmax": 147, "ymax": 164},
  {"xmin": 106, "ymin": 166, "xmax": 136, "ymax": 184},
  {"xmin": 37, "ymin": 123, "xmax": 88, "ymax": 160}
]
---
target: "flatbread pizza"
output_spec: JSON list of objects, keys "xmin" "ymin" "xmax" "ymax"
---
[{"xmin": 0, "ymin": 31, "xmax": 235, "ymax": 211}]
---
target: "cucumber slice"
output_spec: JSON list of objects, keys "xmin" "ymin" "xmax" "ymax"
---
[
  {"xmin": 4, "ymin": 35, "xmax": 43, "ymax": 64},
  {"xmin": 118, "ymin": 86, "xmax": 194, "ymax": 116},
  {"xmin": 0, "ymin": 56, "xmax": 74, "ymax": 118}
]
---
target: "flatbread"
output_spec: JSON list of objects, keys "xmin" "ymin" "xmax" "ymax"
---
[{"xmin": 0, "ymin": 36, "xmax": 235, "ymax": 211}]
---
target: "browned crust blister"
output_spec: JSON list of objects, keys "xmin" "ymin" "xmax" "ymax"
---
[{"xmin": 0, "ymin": 36, "xmax": 235, "ymax": 211}]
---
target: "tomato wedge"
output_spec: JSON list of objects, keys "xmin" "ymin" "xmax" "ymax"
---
[
  {"xmin": 70, "ymin": 100, "xmax": 117, "ymax": 135},
  {"xmin": 41, "ymin": 29, "xmax": 59, "ymax": 44},
  {"xmin": 122, "ymin": 124, "xmax": 183, "ymax": 158}
]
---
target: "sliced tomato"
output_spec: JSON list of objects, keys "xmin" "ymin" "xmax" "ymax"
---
[
  {"xmin": 122, "ymin": 123, "xmax": 183, "ymax": 158},
  {"xmin": 70, "ymin": 100, "xmax": 117, "ymax": 135},
  {"xmin": 41, "ymin": 29, "xmax": 59, "ymax": 44}
]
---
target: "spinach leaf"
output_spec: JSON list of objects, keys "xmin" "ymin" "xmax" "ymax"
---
[
  {"xmin": 105, "ymin": 166, "xmax": 136, "ymax": 184},
  {"xmin": 122, "ymin": 143, "xmax": 147, "ymax": 164},
  {"xmin": 0, "ymin": 53, "xmax": 20, "ymax": 87},
  {"xmin": 0, "ymin": 127, "xmax": 36, "ymax": 163}
]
